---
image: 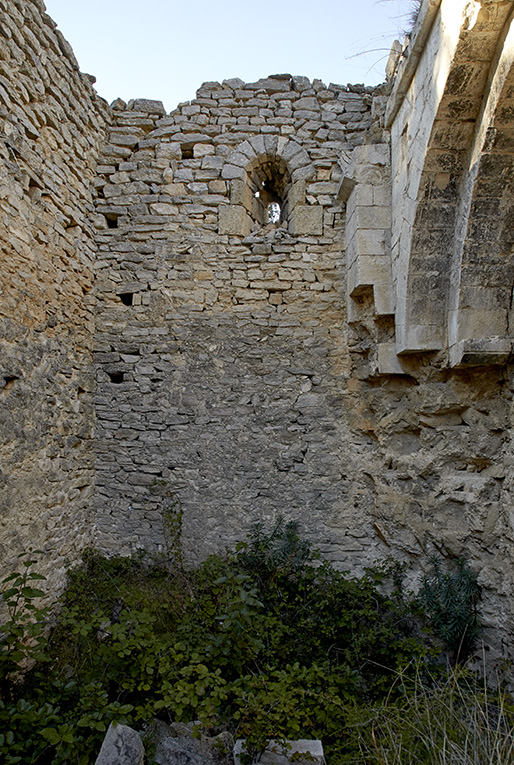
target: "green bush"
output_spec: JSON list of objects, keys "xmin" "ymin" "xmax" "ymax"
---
[{"xmin": 0, "ymin": 520, "xmax": 489, "ymax": 764}]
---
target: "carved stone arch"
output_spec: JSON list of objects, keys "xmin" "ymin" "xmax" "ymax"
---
[
  {"xmin": 218, "ymin": 136, "xmax": 321, "ymax": 237},
  {"xmin": 448, "ymin": 9, "xmax": 514, "ymax": 366},
  {"xmin": 393, "ymin": 0, "xmax": 513, "ymax": 354}
]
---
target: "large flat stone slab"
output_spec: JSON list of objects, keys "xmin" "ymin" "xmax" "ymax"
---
[
  {"xmin": 94, "ymin": 722, "xmax": 144, "ymax": 765},
  {"xmin": 233, "ymin": 739, "xmax": 324, "ymax": 765}
]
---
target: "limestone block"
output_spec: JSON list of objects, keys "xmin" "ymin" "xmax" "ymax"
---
[
  {"xmin": 291, "ymin": 76, "xmax": 311, "ymax": 92},
  {"xmin": 377, "ymin": 343, "xmax": 409, "ymax": 374},
  {"xmin": 396, "ymin": 323, "xmax": 443, "ymax": 354},
  {"xmin": 354, "ymin": 205, "xmax": 391, "ymax": 230},
  {"xmin": 450, "ymin": 337, "xmax": 513, "ymax": 368},
  {"xmin": 353, "ymin": 143, "xmax": 390, "ymax": 167},
  {"xmin": 372, "ymin": 184, "xmax": 391, "ymax": 206},
  {"xmin": 455, "ymin": 307, "xmax": 507, "ymax": 341},
  {"xmin": 218, "ymin": 205, "xmax": 251, "ymax": 236},
  {"xmin": 230, "ymin": 179, "xmax": 254, "ymax": 210},
  {"xmin": 289, "ymin": 205, "xmax": 323, "ymax": 236},
  {"xmin": 202, "ymin": 156, "xmax": 224, "ymax": 170},
  {"xmin": 193, "ymin": 144, "xmax": 215, "ymax": 158},
  {"xmin": 130, "ymin": 98, "xmax": 166, "ymax": 115},
  {"xmin": 221, "ymin": 164, "xmax": 245, "ymax": 180},
  {"xmin": 234, "ymin": 740, "xmax": 324, "ymax": 765},
  {"xmin": 281, "ymin": 140, "xmax": 303, "ymax": 161},
  {"xmin": 337, "ymin": 175, "xmax": 355, "ymax": 202},
  {"xmin": 94, "ymin": 723, "xmax": 144, "ymax": 765},
  {"xmin": 352, "ymin": 228, "xmax": 387, "ymax": 256},
  {"xmin": 348, "ymin": 256, "xmax": 394, "ymax": 315},
  {"xmin": 288, "ymin": 180, "xmax": 306, "ymax": 208}
]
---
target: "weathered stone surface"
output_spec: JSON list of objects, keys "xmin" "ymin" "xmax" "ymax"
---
[
  {"xmin": 234, "ymin": 739, "xmax": 324, "ymax": 765},
  {"xmin": 288, "ymin": 205, "xmax": 324, "ymax": 235},
  {"xmin": 0, "ymin": 0, "xmax": 109, "ymax": 594},
  {"xmin": 94, "ymin": 723, "xmax": 144, "ymax": 765},
  {"xmin": 146, "ymin": 720, "xmax": 233, "ymax": 765},
  {"xmin": 218, "ymin": 204, "xmax": 251, "ymax": 235},
  {"xmin": 2, "ymin": 0, "xmax": 514, "ymax": 662}
]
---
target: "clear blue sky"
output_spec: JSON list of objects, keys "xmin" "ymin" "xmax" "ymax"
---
[{"xmin": 43, "ymin": 0, "xmax": 416, "ymax": 111}]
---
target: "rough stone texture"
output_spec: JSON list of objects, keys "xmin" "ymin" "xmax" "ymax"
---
[
  {"xmin": 146, "ymin": 720, "xmax": 233, "ymax": 765},
  {"xmin": 0, "ymin": 0, "xmax": 109, "ymax": 592},
  {"xmin": 94, "ymin": 722, "xmax": 144, "ymax": 765},
  {"xmin": 92, "ymin": 77, "xmax": 371, "ymax": 565},
  {"xmin": 234, "ymin": 739, "xmax": 324, "ymax": 765},
  {"xmin": 341, "ymin": 0, "xmax": 514, "ymax": 656},
  {"xmin": 1, "ymin": 0, "xmax": 514, "ymax": 660}
]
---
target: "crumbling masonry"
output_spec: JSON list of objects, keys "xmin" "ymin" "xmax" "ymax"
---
[{"xmin": 2, "ymin": 0, "xmax": 514, "ymax": 658}]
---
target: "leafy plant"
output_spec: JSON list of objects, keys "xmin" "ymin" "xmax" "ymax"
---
[
  {"xmin": 418, "ymin": 556, "xmax": 480, "ymax": 663},
  {"xmin": 0, "ymin": 551, "xmax": 49, "ymax": 695},
  {"xmin": 0, "ymin": 524, "xmax": 487, "ymax": 764}
]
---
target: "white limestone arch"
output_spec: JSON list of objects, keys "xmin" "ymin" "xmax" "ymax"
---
[{"xmin": 448, "ymin": 5, "xmax": 514, "ymax": 366}]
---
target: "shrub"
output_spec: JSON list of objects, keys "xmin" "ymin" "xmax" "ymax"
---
[
  {"xmin": 0, "ymin": 521, "xmax": 488, "ymax": 764},
  {"xmin": 418, "ymin": 556, "xmax": 480, "ymax": 663}
]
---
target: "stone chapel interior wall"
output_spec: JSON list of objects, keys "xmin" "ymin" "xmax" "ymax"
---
[
  {"xmin": 92, "ymin": 78, "xmax": 378, "ymax": 567},
  {"xmin": 0, "ymin": 0, "xmax": 109, "ymax": 591},
  {"xmin": 1, "ymin": 0, "xmax": 514, "ymax": 661}
]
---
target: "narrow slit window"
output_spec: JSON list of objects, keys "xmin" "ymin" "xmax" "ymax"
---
[
  {"xmin": 119, "ymin": 293, "xmax": 133, "ymax": 306},
  {"xmin": 248, "ymin": 158, "xmax": 291, "ymax": 227}
]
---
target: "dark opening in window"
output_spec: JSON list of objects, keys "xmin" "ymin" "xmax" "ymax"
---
[
  {"xmin": 106, "ymin": 215, "xmax": 118, "ymax": 229},
  {"xmin": 119, "ymin": 293, "xmax": 134, "ymax": 306},
  {"xmin": 181, "ymin": 144, "xmax": 194, "ymax": 159},
  {"xmin": 249, "ymin": 158, "xmax": 291, "ymax": 226},
  {"xmin": 107, "ymin": 371, "xmax": 124, "ymax": 384}
]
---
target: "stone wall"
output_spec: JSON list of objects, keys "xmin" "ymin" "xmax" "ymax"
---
[
  {"xmin": 92, "ymin": 78, "xmax": 379, "ymax": 565},
  {"xmin": 338, "ymin": 0, "xmax": 514, "ymax": 658},
  {"xmin": 90, "ymin": 59, "xmax": 514, "ymax": 658},
  {"xmin": 0, "ymin": 0, "xmax": 109, "ymax": 590},
  {"xmin": 1, "ymin": 0, "xmax": 514, "ymax": 659}
]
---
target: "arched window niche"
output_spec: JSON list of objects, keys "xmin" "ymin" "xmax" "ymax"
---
[
  {"xmin": 218, "ymin": 137, "xmax": 322, "ymax": 237},
  {"xmin": 248, "ymin": 156, "xmax": 291, "ymax": 226}
]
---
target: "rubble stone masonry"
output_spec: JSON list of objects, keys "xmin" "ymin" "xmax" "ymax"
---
[
  {"xmin": 1, "ymin": 0, "xmax": 514, "ymax": 659},
  {"xmin": 92, "ymin": 79, "xmax": 375, "ymax": 569},
  {"xmin": 0, "ymin": 0, "xmax": 109, "ymax": 591}
]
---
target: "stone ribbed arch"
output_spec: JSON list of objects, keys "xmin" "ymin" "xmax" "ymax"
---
[
  {"xmin": 392, "ymin": 0, "xmax": 512, "ymax": 353},
  {"xmin": 218, "ymin": 136, "xmax": 322, "ymax": 237},
  {"xmin": 448, "ymin": 6, "xmax": 514, "ymax": 366}
]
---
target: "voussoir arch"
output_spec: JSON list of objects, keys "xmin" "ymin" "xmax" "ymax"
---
[{"xmin": 219, "ymin": 136, "xmax": 320, "ymax": 236}]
